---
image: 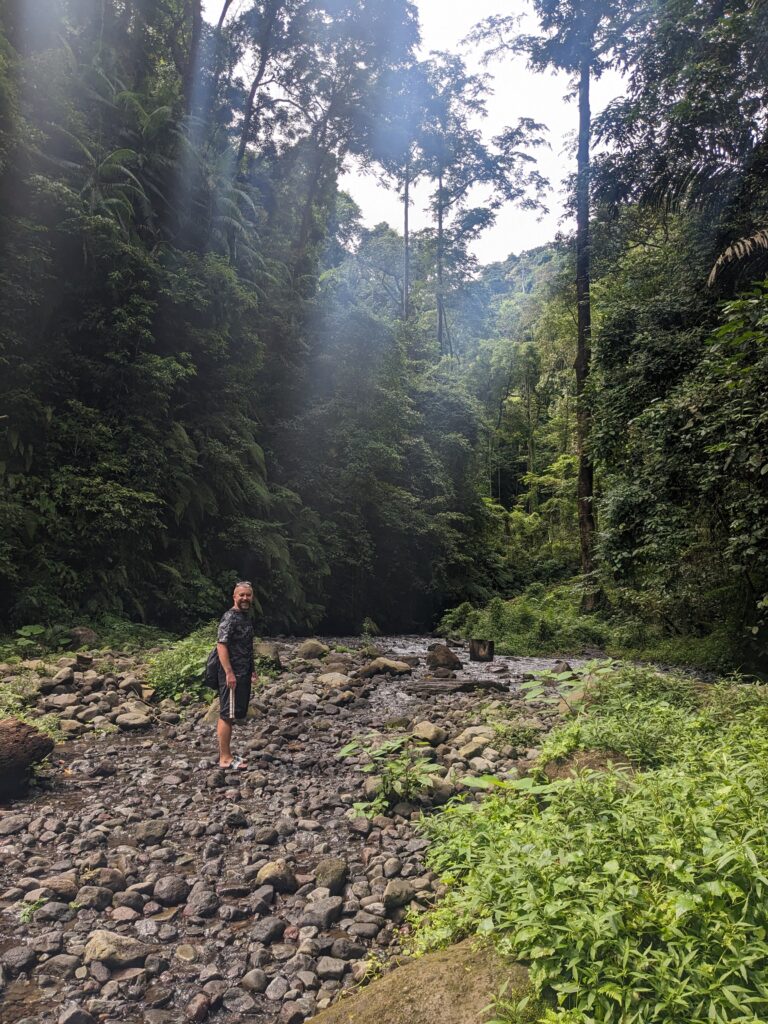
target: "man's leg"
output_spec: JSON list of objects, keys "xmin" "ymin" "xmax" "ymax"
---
[{"xmin": 217, "ymin": 716, "xmax": 233, "ymax": 767}]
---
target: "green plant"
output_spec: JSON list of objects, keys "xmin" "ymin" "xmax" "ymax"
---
[
  {"xmin": 361, "ymin": 617, "xmax": 381, "ymax": 637},
  {"xmin": 19, "ymin": 898, "xmax": 46, "ymax": 923},
  {"xmin": 0, "ymin": 680, "xmax": 63, "ymax": 740},
  {"xmin": 339, "ymin": 735, "xmax": 436, "ymax": 817},
  {"xmin": 415, "ymin": 670, "xmax": 768, "ymax": 1023},
  {"xmin": 145, "ymin": 623, "xmax": 218, "ymax": 701}
]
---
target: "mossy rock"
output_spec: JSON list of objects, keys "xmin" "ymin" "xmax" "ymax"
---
[{"xmin": 307, "ymin": 939, "xmax": 529, "ymax": 1024}]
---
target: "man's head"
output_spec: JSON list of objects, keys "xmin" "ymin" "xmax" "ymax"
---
[{"xmin": 233, "ymin": 581, "xmax": 253, "ymax": 612}]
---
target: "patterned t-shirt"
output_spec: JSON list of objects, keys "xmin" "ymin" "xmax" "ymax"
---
[{"xmin": 216, "ymin": 608, "xmax": 254, "ymax": 678}]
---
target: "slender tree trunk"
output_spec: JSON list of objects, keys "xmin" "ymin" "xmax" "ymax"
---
[
  {"xmin": 236, "ymin": 4, "xmax": 279, "ymax": 169},
  {"xmin": 403, "ymin": 149, "xmax": 410, "ymax": 319},
  {"xmin": 437, "ymin": 171, "xmax": 444, "ymax": 353},
  {"xmin": 183, "ymin": 0, "xmax": 203, "ymax": 117},
  {"xmin": 215, "ymin": 0, "xmax": 234, "ymax": 33},
  {"xmin": 575, "ymin": 56, "xmax": 598, "ymax": 611}
]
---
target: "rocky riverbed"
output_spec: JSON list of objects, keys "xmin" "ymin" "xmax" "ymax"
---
[{"xmin": 0, "ymin": 636, "xmax": 578, "ymax": 1024}]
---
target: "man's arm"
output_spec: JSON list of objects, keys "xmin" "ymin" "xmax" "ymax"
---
[{"xmin": 217, "ymin": 642, "xmax": 237, "ymax": 689}]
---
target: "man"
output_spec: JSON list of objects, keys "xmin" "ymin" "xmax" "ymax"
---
[{"xmin": 216, "ymin": 581, "xmax": 257, "ymax": 769}]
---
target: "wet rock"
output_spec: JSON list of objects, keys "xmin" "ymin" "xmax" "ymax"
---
[
  {"xmin": 40, "ymin": 954, "xmax": 80, "ymax": 977},
  {"xmin": 83, "ymin": 930, "xmax": 151, "ymax": 968}
]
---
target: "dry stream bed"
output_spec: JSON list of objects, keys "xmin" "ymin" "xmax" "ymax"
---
[{"xmin": 0, "ymin": 636, "xmax": 579, "ymax": 1024}]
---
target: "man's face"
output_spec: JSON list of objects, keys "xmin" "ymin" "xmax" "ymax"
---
[{"xmin": 233, "ymin": 585, "xmax": 253, "ymax": 611}]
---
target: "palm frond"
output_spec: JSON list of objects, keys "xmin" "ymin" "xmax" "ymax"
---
[{"xmin": 708, "ymin": 228, "xmax": 768, "ymax": 286}]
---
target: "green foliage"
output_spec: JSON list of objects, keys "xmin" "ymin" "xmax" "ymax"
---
[
  {"xmin": 416, "ymin": 668, "xmax": 768, "ymax": 1023},
  {"xmin": 145, "ymin": 623, "xmax": 218, "ymax": 702},
  {"xmin": 338, "ymin": 735, "xmax": 436, "ymax": 817},
  {"xmin": 0, "ymin": 677, "xmax": 62, "ymax": 740}
]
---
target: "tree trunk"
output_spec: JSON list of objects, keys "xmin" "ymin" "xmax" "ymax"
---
[
  {"xmin": 403, "ymin": 149, "xmax": 410, "ymax": 319},
  {"xmin": 215, "ymin": 0, "xmax": 234, "ymax": 33},
  {"xmin": 575, "ymin": 56, "xmax": 599, "ymax": 611},
  {"xmin": 437, "ymin": 172, "xmax": 444, "ymax": 352},
  {"xmin": 236, "ymin": 3, "xmax": 279, "ymax": 169},
  {"xmin": 183, "ymin": 0, "xmax": 203, "ymax": 117}
]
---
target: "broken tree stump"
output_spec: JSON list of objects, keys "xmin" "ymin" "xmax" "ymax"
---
[{"xmin": 469, "ymin": 639, "xmax": 495, "ymax": 662}]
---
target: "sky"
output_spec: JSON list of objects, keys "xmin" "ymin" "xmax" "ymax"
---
[{"xmin": 203, "ymin": 0, "xmax": 625, "ymax": 266}]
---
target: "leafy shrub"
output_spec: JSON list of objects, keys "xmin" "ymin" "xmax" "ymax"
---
[
  {"xmin": 338, "ymin": 735, "xmax": 436, "ymax": 817},
  {"xmin": 416, "ymin": 670, "xmax": 768, "ymax": 1023},
  {"xmin": 145, "ymin": 623, "xmax": 218, "ymax": 701},
  {"xmin": 0, "ymin": 677, "xmax": 62, "ymax": 739}
]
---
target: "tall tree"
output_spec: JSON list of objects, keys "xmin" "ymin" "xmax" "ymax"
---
[{"xmin": 475, "ymin": 0, "xmax": 638, "ymax": 609}]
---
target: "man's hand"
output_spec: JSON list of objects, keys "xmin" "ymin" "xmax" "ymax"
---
[
  {"xmin": 226, "ymin": 671, "xmax": 237, "ymax": 690},
  {"xmin": 251, "ymin": 672, "xmax": 258, "ymax": 684}
]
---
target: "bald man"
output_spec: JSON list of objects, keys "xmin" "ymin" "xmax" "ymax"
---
[{"xmin": 216, "ymin": 581, "xmax": 257, "ymax": 769}]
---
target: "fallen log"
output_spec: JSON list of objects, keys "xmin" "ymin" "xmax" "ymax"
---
[
  {"xmin": 401, "ymin": 677, "xmax": 507, "ymax": 698},
  {"xmin": 0, "ymin": 718, "xmax": 55, "ymax": 797}
]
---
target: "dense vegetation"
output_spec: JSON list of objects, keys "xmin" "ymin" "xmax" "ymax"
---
[
  {"xmin": 0, "ymin": 0, "xmax": 766, "ymax": 670},
  {"xmin": 417, "ymin": 667, "xmax": 768, "ymax": 1023}
]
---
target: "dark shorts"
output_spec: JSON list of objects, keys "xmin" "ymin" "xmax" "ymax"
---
[{"xmin": 218, "ymin": 669, "xmax": 251, "ymax": 721}]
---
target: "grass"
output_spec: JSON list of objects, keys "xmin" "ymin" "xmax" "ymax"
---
[
  {"xmin": 414, "ymin": 667, "xmax": 768, "ymax": 1023},
  {"xmin": 439, "ymin": 581, "xmax": 741, "ymax": 673}
]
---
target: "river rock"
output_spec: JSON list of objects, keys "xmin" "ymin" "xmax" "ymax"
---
[
  {"xmin": 358, "ymin": 658, "xmax": 412, "ymax": 678},
  {"xmin": 411, "ymin": 721, "xmax": 448, "ymax": 745},
  {"xmin": 135, "ymin": 820, "xmax": 169, "ymax": 844},
  {"xmin": 256, "ymin": 860, "xmax": 298, "ymax": 893},
  {"xmin": 84, "ymin": 930, "xmax": 151, "ymax": 968},
  {"xmin": 296, "ymin": 640, "xmax": 329, "ymax": 660},
  {"xmin": 314, "ymin": 857, "xmax": 348, "ymax": 895},
  {"xmin": 425, "ymin": 645, "xmax": 463, "ymax": 670},
  {"xmin": 383, "ymin": 879, "xmax": 414, "ymax": 910},
  {"xmin": 58, "ymin": 1006, "xmax": 97, "ymax": 1024},
  {"xmin": 154, "ymin": 875, "xmax": 190, "ymax": 905},
  {"xmin": 300, "ymin": 896, "xmax": 343, "ymax": 930},
  {"xmin": 2, "ymin": 945, "xmax": 36, "ymax": 975},
  {"xmin": 116, "ymin": 712, "xmax": 152, "ymax": 730},
  {"xmin": 317, "ymin": 672, "xmax": 350, "ymax": 689},
  {"xmin": 0, "ymin": 718, "xmax": 55, "ymax": 796}
]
